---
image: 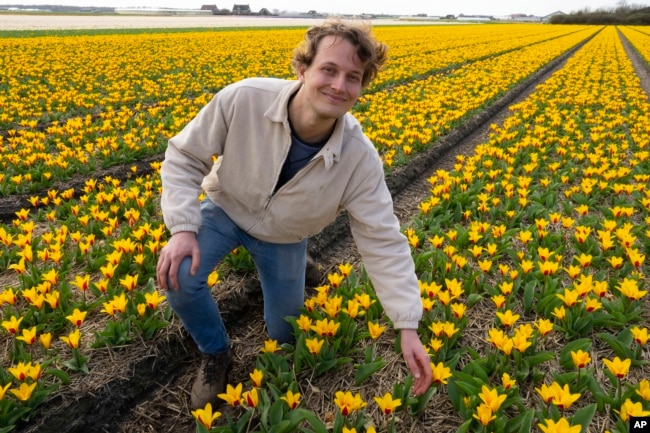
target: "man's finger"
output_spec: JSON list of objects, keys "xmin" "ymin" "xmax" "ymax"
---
[
  {"xmin": 410, "ymin": 351, "xmax": 432, "ymax": 395},
  {"xmin": 190, "ymin": 248, "xmax": 201, "ymax": 276},
  {"xmin": 156, "ymin": 256, "xmax": 169, "ymax": 291},
  {"xmin": 168, "ymin": 262, "xmax": 179, "ymax": 291}
]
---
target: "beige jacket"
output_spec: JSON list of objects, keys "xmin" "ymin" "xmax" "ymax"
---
[{"xmin": 161, "ymin": 77, "xmax": 422, "ymax": 329}]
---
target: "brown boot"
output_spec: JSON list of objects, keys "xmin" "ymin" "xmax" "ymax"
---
[
  {"xmin": 190, "ymin": 351, "xmax": 233, "ymax": 410},
  {"xmin": 305, "ymin": 254, "xmax": 321, "ymax": 287}
]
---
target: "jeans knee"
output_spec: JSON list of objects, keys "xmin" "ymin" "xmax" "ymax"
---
[
  {"xmin": 174, "ymin": 257, "xmax": 201, "ymax": 288},
  {"xmin": 166, "ymin": 257, "xmax": 206, "ymax": 307}
]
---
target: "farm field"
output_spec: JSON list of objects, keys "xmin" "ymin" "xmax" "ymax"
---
[{"xmin": 1, "ymin": 19, "xmax": 649, "ymax": 433}]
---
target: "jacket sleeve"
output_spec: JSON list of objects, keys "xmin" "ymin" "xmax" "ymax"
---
[
  {"xmin": 160, "ymin": 91, "xmax": 231, "ymax": 235},
  {"xmin": 343, "ymin": 149, "xmax": 423, "ymax": 330}
]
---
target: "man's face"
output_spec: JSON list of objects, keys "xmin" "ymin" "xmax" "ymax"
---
[{"xmin": 298, "ymin": 35, "xmax": 364, "ymax": 122}]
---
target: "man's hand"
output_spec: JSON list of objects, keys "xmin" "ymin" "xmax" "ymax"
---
[
  {"xmin": 156, "ymin": 231, "xmax": 200, "ymax": 291},
  {"xmin": 400, "ymin": 328, "xmax": 433, "ymax": 396}
]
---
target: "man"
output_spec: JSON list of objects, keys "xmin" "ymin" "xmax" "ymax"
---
[{"xmin": 156, "ymin": 20, "xmax": 432, "ymax": 410}]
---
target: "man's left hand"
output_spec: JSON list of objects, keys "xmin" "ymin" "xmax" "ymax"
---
[{"xmin": 400, "ymin": 328, "xmax": 433, "ymax": 396}]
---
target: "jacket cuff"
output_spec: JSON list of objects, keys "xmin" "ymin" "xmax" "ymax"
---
[
  {"xmin": 392, "ymin": 320, "xmax": 420, "ymax": 330},
  {"xmin": 170, "ymin": 224, "xmax": 200, "ymax": 235}
]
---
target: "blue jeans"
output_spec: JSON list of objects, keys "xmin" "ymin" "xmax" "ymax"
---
[{"xmin": 164, "ymin": 199, "xmax": 307, "ymax": 355}]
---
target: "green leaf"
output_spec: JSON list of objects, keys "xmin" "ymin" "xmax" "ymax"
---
[
  {"xmin": 294, "ymin": 409, "xmax": 328, "ymax": 433},
  {"xmin": 235, "ymin": 410, "xmax": 254, "ymax": 430},
  {"xmin": 467, "ymin": 293, "xmax": 483, "ymax": 308},
  {"xmin": 455, "ymin": 419, "xmax": 473, "ymax": 433},
  {"xmin": 46, "ymin": 368, "xmax": 71, "ymax": 384},
  {"xmin": 447, "ymin": 377, "xmax": 463, "ymax": 411},
  {"xmin": 194, "ymin": 423, "xmax": 211, "ymax": 433},
  {"xmin": 354, "ymin": 360, "xmax": 387, "ymax": 385},
  {"xmin": 454, "ymin": 379, "xmax": 482, "ymax": 397},
  {"xmin": 559, "ymin": 338, "xmax": 592, "ymax": 370},
  {"xmin": 587, "ymin": 375, "xmax": 614, "ymax": 411},
  {"xmin": 454, "ymin": 202, "xmax": 463, "ymax": 222},
  {"xmin": 463, "ymin": 359, "xmax": 489, "ymax": 383},
  {"xmin": 554, "ymin": 371, "xmax": 579, "ymax": 386},
  {"xmin": 525, "ymin": 351, "xmax": 555, "ymax": 368},
  {"xmin": 454, "ymin": 370, "xmax": 484, "ymax": 389},
  {"xmin": 572, "ymin": 403, "xmax": 597, "ymax": 433},
  {"xmin": 538, "ymin": 293, "xmax": 561, "ymax": 317},
  {"xmin": 523, "ymin": 280, "xmax": 536, "ymax": 313},
  {"xmin": 313, "ymin": 357, "xmax": 352, "ymax": 378},
  {"xmin": 570, "ymin": 315, "xmax": 593, "ymax": 337},
  {"xmin": 269, "ymin": 420, "xmax": 293, "ymax": 433},
  {"xmin": 507, "ymin": 409, "xmax": 535, "ymax": 433},
  {"xmin": 597, "ymin": 332, "xmax": 634, "ymax": 359},
  {"xmin": 269, "ymin": 399, "xmax": 285, "ymax": 425},
  {"xmin": 408, "ymin": 385, "xmax": 437, "ymax": 416}
]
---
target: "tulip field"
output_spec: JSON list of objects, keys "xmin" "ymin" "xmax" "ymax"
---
[{"xmin": 1, "ymin": 21, "xmax": 649, "ymax": 433}]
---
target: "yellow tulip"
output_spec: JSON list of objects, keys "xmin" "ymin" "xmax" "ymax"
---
[
  {"xmin": 373, "ymin": 392, "xmax": 401, "ymax": 415},
  {"xmin": 570, "ymin": 349, "xmax": 591, "ymax": 369},
  {"xmin": 9, "ymin": 382, "xmax": 37, "ymax": 402},
  {"xmin": 281, "ymin": 389, "xmax": 301, "ymax": 409},
  {"xmin": 333, "ymin": 390, "xmax": 366, "ymax": 416},
  {"xmin": 367, "ymin": 321, "xmax": 386, "ymax": 339},
  {"xmin": 305, "ymin": 337, "xmax": 324, "ymax": 356},
  {"xmin": 538, "ymin": 417, "xmax": 581, "ymax": 433},
  {"xmin": 249, "ymin": 369, "xmax": 264, "ymax": 388},
  {"xmin": 473, "ymin": 403, "xmax": 496, "ymax": 426},
  {"xmin": 243, "ymin": 387, "xmax": 259, "ymax": 408},
  {"xmin": 66, "ymin": 308, "xmax": 87, "ymax": 327},
  {"xmin": 430, "ymin": 361, "xmax": 452, "ymax": 385},
  {"xmin": 60, "ymin": 328, "xmax": 82, "ymax": 349},
  {"xmin": 617, "ymin": 398, "xmax": 650, "ymax": 422},
  {"xmin": 602, "ymin": 356, "xmax": 631, "ymax": 378},
  {"xmin": 217, "ymin": 383, "xmax": 242, "ymax": 407},
  {"xmin": 191, "ymin": 402, "xmax": 221, "ymax": 430}
]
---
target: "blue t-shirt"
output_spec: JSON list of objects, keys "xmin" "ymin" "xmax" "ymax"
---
[{"xmin": 275, "ymin": 132, "xmax": 326, "ymax": 191}]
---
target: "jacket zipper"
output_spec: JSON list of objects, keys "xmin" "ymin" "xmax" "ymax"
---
[{"xmin": 263, "ymin": 154, "xmax": 322, "ymax": 210}]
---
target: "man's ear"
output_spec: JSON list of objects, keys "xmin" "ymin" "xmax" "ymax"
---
[{"xmin": 298, "ymin": 64, "xmax": 307, "ymax": 83}]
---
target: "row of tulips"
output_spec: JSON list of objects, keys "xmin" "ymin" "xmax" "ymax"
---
[
  {"xmin": 357, "ymin": 26, "xmax": 598, "ymax": 165},
  {"xmin": 0, "ymin": 24, "xmax": 590, "ymax": 128},
  {"xmin": 406, "ymin": 25, "xmax": 649, "ymax": 433},
  {"xmin": 0, "ymin": 24, "xmax": 648, "ymax": 432},
  {"xmin": 0, "ymin": 174, "xmax": 170, "ymax": 429},
  {"xmin": 618, "ymin": 26, "xmax": 650, "ymax": 68},
  {"xmin": 0, "ymin": 24, "xmax": 597, "ymax": 195},
  {"xmin": 187, "ymin": 26, "xmax": 649, "ymax": 433}
]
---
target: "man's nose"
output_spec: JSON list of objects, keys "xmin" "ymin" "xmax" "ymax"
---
[{"xmin": 331, "ymin": 74, "xmax": 346, "ymax": 91}]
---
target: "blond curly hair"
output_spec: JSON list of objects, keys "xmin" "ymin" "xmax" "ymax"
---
[{"xmin": 291, "ymin": 20, "xmax": 389, "ymax": 88}]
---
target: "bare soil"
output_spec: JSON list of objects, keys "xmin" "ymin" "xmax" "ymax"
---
[{"xmin": 7, "ymin": 25, "xmax": 650, "ymax": 433}]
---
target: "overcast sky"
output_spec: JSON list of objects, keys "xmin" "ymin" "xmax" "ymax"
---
[{"xmin": 15, "ymin": 0, "xmax": 633, "ymax": 17}]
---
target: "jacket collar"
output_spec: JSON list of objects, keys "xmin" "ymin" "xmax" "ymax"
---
[{"xmin": 264, "ymin": 80, "xmax": 344, "ymax": 169}]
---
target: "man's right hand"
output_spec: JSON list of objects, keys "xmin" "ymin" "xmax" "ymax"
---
[{"xmin": 156, "ymin": 231, "xmax": 200, "ymax": 291}]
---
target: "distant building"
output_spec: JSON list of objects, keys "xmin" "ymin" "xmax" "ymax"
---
[
  {"xmin": 115, "ymin": 8, "xmax": 212, "ymax": 15},
  {"xmin": 457, "ymin": 14, "xmax": 494, "ymax": 22},
  {"xmin": 542, "ymin": 11, "xmax": 566, "ymax": 22},
  {"xmin": 232, "ymin": 4, "xmax": 251, "ymax": 15},
  {"xmin": 201, "ymin": 4, "xmax": 219, "ymax": 14},
  {"xmin": 511, "ymin": 13, "xmax": 542, "ymax": 22}
]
